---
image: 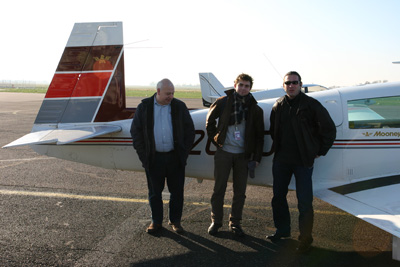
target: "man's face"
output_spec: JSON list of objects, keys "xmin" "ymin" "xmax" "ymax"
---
[
  {"xmin": 283, "ymin": 74, "xmax": 302, "ymax": 99},
  {"xmin": 234, "ymin": 79, "xmax": 251, "ymax": 96},
  {"xmin": 156, "ymin": 85, "xmax": 174, "ymax": 105}
]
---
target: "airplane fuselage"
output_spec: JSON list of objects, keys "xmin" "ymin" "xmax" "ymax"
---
[{"xmin": 31, "ymin": 82, "xmax": 400, "ymax": 193}]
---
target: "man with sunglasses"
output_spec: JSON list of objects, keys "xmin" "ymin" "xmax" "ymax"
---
[{"xmin": 267, "ymin": 71, "xmax": 336, "ymax": 253}]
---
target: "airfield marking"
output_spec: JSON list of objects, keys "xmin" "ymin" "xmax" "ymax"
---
[
  {"xmin": 0, "ymin": 189, "xmax": 348, "ymax": 216},
  {"xmin": 0, "ymin": 110, "xmax": 23, "ymax": 114},
  {"xmin": 0, "ymin": 162, "xmax": 25, "ymax": 169},
  {"xmin": 0, "ymin": 157, "xmax": 54, "ymax": 162},
  {"xmin": 74, "ymin": 204, "xmax": 150, "ymax": 267},
  {"xmin": 0, "ymin": 157, "xmax": 55, "ymax": 169},
  {"xmin": 0, "ymin": 189, "xmax": 149, "ymax": 203}
]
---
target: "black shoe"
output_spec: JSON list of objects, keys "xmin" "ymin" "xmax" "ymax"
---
[
  {"xmin": 296, "ymin": 242, "xmax": 312, "ymax": 254},
  {"xmin": 229, "ymin": 224, "xmax": 245, "ymax": 237},
  {"xmin": 146, "ymin": 223, "xmax": 162, "ymax": 234},
  {"xmin": 266, "ymin": 231, "xmax": 291, "ymax": 242},
  {"xmin": 168, "ymin": 222, "xmax": 184, "ymax": 234},
  {"xmin": 208, "ymin": 222, "xmax": 222, "ymax": 235}
]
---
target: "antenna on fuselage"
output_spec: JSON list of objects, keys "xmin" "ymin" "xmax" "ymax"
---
[
  {"xmin": 124, "ymin": 39, "xmax": 162, "ymax": 49},
  {"xmin": 263, "ymin": 53, "xmax": 283, "ymax": 80}
]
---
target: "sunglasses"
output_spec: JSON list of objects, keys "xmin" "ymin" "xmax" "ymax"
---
[{"xmin": 284, "ymin": 81, "xmax": 300, "ymax": 85}]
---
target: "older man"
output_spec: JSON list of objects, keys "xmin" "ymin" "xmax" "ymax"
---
[{"xmin": 131, "ymin": 79, "xmax": 195, "ymax": 234}]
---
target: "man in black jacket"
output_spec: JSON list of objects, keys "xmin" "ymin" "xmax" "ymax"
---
[
  {"xmin": 267, "ymin": 71, "xmax": 336, "ymax": 253},
  {"xmin": 130, "ymin": 79, "xmax": 195, "ymax": 234},
  {"xmin": 206, "ymin": 73, "xmax": 264, "ymax": 236}
]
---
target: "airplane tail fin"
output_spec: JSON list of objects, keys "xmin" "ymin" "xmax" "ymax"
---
[
  {"xmin": 3, "ymin": 22, "xmax": 132, "ymax": 148},
  {"xmin": 35, "ymin": 21, "xmax": 133, "ymax": 126},
  {"xmin": 199, "ymin": 73, "xmax": 227, "ymax": 107}
]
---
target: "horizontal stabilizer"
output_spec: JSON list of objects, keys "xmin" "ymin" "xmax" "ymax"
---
[
  {"xmin": 315, "ymin": 177, "xmax": 400, "ymax": 238},
  {"xmin": 3, "ymin": 125, "xmax": 122, "ymax": 148}
]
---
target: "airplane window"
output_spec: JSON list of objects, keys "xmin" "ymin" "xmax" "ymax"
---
[{"xmin": 348, "ymin": 96, "xmax": 400, "ymax": 129}]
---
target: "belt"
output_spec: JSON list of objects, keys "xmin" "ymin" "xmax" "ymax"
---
[{"xmin": 156, "ymin": 150, "xmax": 174, "ymax": 154}]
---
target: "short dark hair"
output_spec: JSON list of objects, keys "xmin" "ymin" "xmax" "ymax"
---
[
  {"xmin": 234, "ymin": 73, "xmax": 254, "ymax": 89},
  {"xmin": 284, "ymin": 71, "xmax": 302, "ymax": 82}
]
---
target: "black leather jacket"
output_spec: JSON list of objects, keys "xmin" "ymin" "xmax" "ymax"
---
[
  {"xmin": 270, "ymin": 92, "xmax": 336, "ymax": 167},
  {"xmin": 130, "ymin": 94, "xmax": 195, "ymax": 169}
]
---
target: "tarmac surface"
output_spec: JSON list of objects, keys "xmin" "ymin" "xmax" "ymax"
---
[{"xmin": 0, "ymin": 92, "xmax": 399, "ymax": 266}]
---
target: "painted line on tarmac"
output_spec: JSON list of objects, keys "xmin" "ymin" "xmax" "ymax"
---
[
  {"xmin": 0, "ymin": 189, "xmax": 148, "ymax": 203},
  {"xmin": 0, "ymin": 157, "xmax": 54, "ymax": 162},
  {"xmin": 0, "ymin": 157, "xmax": 56, "ymax": 162},
  {"xmin": 74, "ymin": 204, "xmax": 149, "ymax": 267},
  {"xmin": 0, "ymin": 157, "xmax": 54, "ymax": 169},
  {"xmin": 0, "ymin": 189, "xmax": 348, "ymax": 216}
]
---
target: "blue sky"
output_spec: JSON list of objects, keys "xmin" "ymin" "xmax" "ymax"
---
[{"xmin": 2, "ymin": 0, "xmax": 400, "ymax": 89}]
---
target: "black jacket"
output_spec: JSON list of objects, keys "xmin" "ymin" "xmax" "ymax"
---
[
  {"xmin": 206, "ymin": 89, "xmax": 265, "ymax": 162},
  {"xmin": 270, "ymin": 92, "xmax": 336, "ymax": 167},
  {"xmin": 130, "ymin": 94, "xmax": 195, "ymax": 169}
]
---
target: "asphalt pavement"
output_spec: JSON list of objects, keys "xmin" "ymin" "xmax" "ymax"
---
[{"xmin": 0, "ymin": 92, "xmax": 398, "ymax": 266}]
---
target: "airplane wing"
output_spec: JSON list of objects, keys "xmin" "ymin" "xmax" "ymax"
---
[
  {"xmin": 315, "ymin": 175, "xmax": 400, "ymax": 238},
  {"xmin": 2, "ymin": 125, "xmax": 122, "ymax": 148}
]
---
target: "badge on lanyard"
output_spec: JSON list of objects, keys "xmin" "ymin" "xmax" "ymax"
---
[
  {"xmin": 234, "ymin": 131, "xmax": 241, "ymax": 140},
  {"xmin": 234, "ymin": 125, "xmax": 241, "ymax": 141}
]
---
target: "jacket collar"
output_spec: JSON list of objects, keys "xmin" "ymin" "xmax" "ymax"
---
[
  {"xmin": 224, "ymin": 89, "xmax": 257, "ymax": 105},
  {"xmin": 142, "ymin": 93, "xmax": 176, "ymax": 107},
  {"xmin": 278, "ymin": 91, "xmax": 304, "ymax": 103}
]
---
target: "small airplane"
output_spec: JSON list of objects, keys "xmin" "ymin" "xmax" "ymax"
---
[
  {"xmin": 199, "ymin": 72, "xmax": 328, "ymax": 107},
  {"xmin": 3, "ymin": 22, "xmax": 400, "ymax": 261}
]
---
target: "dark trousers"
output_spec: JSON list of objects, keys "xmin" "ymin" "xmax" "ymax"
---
[
  {"xmin": 145, "ymin": 151, "xmax": 185, "ymax": 224},
  {"xmin": 211, "ymin": 149, "xmax": 248, "ymax": 225},
  {"xmin": 272, "ymin": 160, "xmax": 314, "ymax": 244}
]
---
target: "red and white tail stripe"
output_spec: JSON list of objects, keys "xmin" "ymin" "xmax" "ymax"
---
[{"xmin": 35, "ymin": 22, "xmax": 133, "ymax": 124}]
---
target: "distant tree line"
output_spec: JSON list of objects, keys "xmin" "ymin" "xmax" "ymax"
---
[
  {"xmin": 357, "ymin": 80, "xmax": 388, "ymax": 85},
  {"xmin": 329, "ymin": 80, "xmax": 389, "ymax": 89}
]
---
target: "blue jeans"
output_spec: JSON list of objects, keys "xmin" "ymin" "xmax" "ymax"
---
[
  {"xmin": 145, "ymin": 151, "xmax": 185, "ymax": 225},
  {"xmin": 272, "ymin": 161, "xmax": 314, "ymax": 244}
]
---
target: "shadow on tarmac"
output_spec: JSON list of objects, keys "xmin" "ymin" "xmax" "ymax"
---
[{"xmin": 130, "ymin": 229, "xmax": 397, "ymax": 267}]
